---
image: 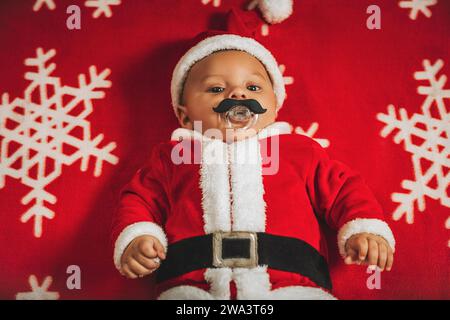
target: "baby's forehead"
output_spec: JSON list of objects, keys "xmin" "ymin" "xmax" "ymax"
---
[{"xmin": 189, "ymin": 49, "xmax": 271, "ymax": 79}]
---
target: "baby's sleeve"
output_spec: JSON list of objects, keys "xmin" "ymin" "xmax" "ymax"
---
[
  {"xmin": 305, "ymin": 141, "xmax": 395, "ymax": 258},
  {"xmin": 111, "ymin": 143, "xmax": 170, "ymax": 272}
]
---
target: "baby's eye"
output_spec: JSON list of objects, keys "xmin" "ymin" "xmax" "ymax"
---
[
  {"xmin": 208, "ymin": 87, "xmax": 225, "ymax": 93},
  {"xmin": 247, "ymin": 85, "xmax": 261, "ymax": 91}
]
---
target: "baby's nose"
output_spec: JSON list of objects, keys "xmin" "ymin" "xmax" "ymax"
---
[{"xmin": 229, "ymin": 87, "xmax": 247, "ymax": 100}]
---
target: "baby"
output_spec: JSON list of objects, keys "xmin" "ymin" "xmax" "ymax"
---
[{"xmin": 111, "ymin": 12, "xmax": 395, "ymax": 300}]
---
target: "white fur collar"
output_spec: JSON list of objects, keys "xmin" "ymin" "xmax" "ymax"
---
[{"xmin": 170, "ymin": 121, "xmax": 292, "ymax": 142}]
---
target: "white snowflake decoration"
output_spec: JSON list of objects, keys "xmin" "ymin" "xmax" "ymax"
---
[
  {"xmin": 33, "ymin": 0, "xmax": 121, "ymax": 18},
  {"xmin": 33, "ymin": 0, "xmax": 56, "ymax": 11},
  {"xmin": 85, "ymin": 0, "xmax": 121, "ymax": 18},
  {"xmin": 0, "ymin": 48, "xmax": 118, "ymax": 238},
  {"xmin": 279, "ymin": 64, "xmax": 294, "ymax": 86},
  {"xmin": 398, "ymin": 0, "xmax": 438, "ymax": 20},
  {"xmin": 294, "ymin": 122, "xmax": 330, "ymax": 148},
  {"xmin": 446, "ymin": 217, "xmax": 450, "ymax": 247},
  {"xmin": 16, "ymin": 275, "xmax": 60, "ymax": 300},
  {"xmin": 377, "ymin": 59, "xmax": 449, "ymax": 247},
  {"xmin": 259, "ymin": 23, "xmax": 270, "ymax": 37},
  {"xmin": 201, "ymin": 0, "xmax": 222, "ymax": 7}
]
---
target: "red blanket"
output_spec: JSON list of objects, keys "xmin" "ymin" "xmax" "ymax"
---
[{"xmin": 0, "ymin": 0, "xmax": 448, "ymax": 299}]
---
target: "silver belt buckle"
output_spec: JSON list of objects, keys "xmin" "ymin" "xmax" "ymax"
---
[{"xmin": 212, "ymin": 231, "xmax": 258, "ymax": 268}]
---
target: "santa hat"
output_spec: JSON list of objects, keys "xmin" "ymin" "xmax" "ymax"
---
[{"xmin": 170, "ymin": 2, "xmax": 294, "ymax": 116}]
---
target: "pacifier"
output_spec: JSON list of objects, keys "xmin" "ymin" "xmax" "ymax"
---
[
  {"xmin": 222, "ymin": 105, "xmax": 259, "ymax": 130},
  {"xmin": 213, "ymin": 99, "xmax": 267, "ymax": 130}
]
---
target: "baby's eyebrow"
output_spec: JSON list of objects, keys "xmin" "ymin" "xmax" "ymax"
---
[
  {"xmin": 200, "ymin": 72, "xmax": 268, "ymax": 83},
  {"xmin": 250, "ymin": 72, "xmax": 267, "ymax": 80},
  {"xmin": 201, "ymin": 75, "xmax": 223, "ymax": 83}
]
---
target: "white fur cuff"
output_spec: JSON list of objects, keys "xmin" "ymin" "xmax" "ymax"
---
[
  {"xmin": 113, "ymin": 221, "xmax": 168, "ymax": 272},
  {"xmin": 337, "ymin": 218, "xmax": 396, "ymax": 258}
]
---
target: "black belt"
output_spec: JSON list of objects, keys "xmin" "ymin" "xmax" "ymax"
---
[{"xmin": 156, "ymin": 232, "xmax": 332, "ymax": 290}]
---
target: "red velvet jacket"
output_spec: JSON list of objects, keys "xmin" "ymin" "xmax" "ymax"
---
[{"xmin": 111, "ymin": 122, "xmax": 395, "ymax": 300}]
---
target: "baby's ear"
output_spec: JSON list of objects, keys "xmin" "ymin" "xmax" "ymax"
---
[{"xmin": 176, "ymin": 105, "xmax": 193, "ymax": 129}]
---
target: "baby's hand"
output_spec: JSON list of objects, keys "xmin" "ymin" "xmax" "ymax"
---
[
  {"xmin": 344, "ymin": 232, "xmax": 394, "ymax": 271},
  {"xmin": 120, "ymin": 235, "xmax": 166, "ymax": 279}
]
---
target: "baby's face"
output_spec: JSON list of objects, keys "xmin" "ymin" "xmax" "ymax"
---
[{"xmin": 178, "ymin": 50, "xmax": 278, "ymax": 141}]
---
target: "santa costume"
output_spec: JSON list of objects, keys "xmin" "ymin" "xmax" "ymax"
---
[{"xmin": 111, "ymin": 1, "xmax": 395, "ymax": 300}]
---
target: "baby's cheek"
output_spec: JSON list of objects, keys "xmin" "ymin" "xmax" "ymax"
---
[{"xmin": 257, "ymin": 109, "xmax": 277, "ymax": 129}]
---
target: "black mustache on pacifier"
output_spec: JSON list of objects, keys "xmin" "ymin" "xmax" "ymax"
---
[
  {"xmin": 212, "ymin": 98, "xmax": 267, "ymax": 114},
  {"xmin": 212, "ymin": 98, "xmax": 267, "ymax": 130}
]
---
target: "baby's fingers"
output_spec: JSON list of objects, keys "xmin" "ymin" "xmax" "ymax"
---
[
  {"xmin": 344, "ymin": 248, "xmax": 358, "ymax": 265},
  {"xmin": 134, "ymin": 253, "xmax": 160, "ymax": 271},
  {"xmin": 355, "ymin": 237, "xmax": 369, "ymax": 262},
  {"xmin": 386, "ymin": 248, "xmax": 394, "ymax": 271},
  {"xmin": 128, "ymin": 259, "xmax": 153, "ymax": 277},
  {"xmin": 139, "ymin": 240, "xmax": 158, "ymax": 259},
  {"xmin": 367, "ymin": 239, "xmax": 379, "ymax": 267},
  {"xmin": 122, "ymin": 264, "xmax": 138, "ymax": 279},
  {"xmin": 377, "ymin": 243, "xmax": 388, "ymax": 271},
  {"xmin": 153, "ymin": 240, "xmax": 166, "ymax": 260}
]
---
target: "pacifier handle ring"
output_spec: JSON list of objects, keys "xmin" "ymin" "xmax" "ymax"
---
[{"xmin": 240, "ymin": 113, "xmax": 258, "ymax": 130}]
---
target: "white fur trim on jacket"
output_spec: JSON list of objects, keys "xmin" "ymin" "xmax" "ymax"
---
[
  {"xmin": 158, "ymin": 286, "xmax": 215, "ymax": 300},
  {"xmin": 253, "ymin": 0, "xmax": 294, "ymax": 24},
  {"xmin": 171, "ymin": 34, "xmax": 286, "ymax": 115},
  {"xmin": 170, "ymin": 121, "xmax": 292, "ymax": 142},
  {"xmin": 198, "ymin": 134, "xmax": 267, "ymax": 233},
  {"xmin": 257, "ymin": 121, "xmax": 292, "ymax": 139},
  {"xmin": 337, "ymin": 218, "xmax": 396, "ymax": 258},
  {"xmin": 229, "ymin": 136, "xmax": 267, "ymax": 232},
  {"xmin": 113, "ymin": 221, "xmax": 168, "ymax": 272},
  {"xmin": 270, "ymin": 285, "xmax": 336, "ymax": 300},
  {"xmin": 158, "ymin": 268, "xmax": 232, "ymax": 300},
  {"xmin": 158, "ymin": 267, "xmax": 336, "ymax": 300},
  {"xmin": 233, "ymin": 266, "xmax": 336, "ymax": 300},
  {"xmin": 200, "ymin": 139, "xmax": 232, "ymax": 233}
]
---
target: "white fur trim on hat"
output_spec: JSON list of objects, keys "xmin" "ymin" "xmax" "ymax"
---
[
  {"xmin": 113, "ymin": 221, "xmax": 168, "ymax": 272},
  {"xmin": 251, "ymin": 0, "xmax": 294, "ymax": 24},
  {"xmin": 171, "ymin": 34, "xmax": 286, "ymax": 115},
  {"xmin": 337, "ymin": 218, "xmax": 396, "ymax": 258}
]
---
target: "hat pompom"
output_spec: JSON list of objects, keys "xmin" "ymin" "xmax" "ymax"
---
[{"xmin": 254, "ymin": 0, "xmax": 293, "ymax": 24}]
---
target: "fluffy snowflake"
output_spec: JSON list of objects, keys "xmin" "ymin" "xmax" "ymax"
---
[
  {"xmin": 446, "ymin": 217, "xmax": 450, "ymax": 247},
  {"xmin": 260, "ymin": 24, "xmax": 270, "ymax": 37},
  {"xmin": 398, "ymin": 0, "xmax": 438, "ymax": 20},
  {"xmin": 0, "ymin": 48, "xmax": 118, "ymax": 238},
  {"xmin": 33, "ymin": 0, "xmax": 56, "ymax": 11},
  {"xmin": 377, "ymin": 59, "xmax": 449, "ymax": 247},
  {"xmin": 33, "ymin": 0, "xmax": 121, "ymax": 18},
  {"xmin": 293, "ymin": 122, "xmax": 330, "ymax": 148},
  {"xmin": 85, "ymin": 0, "xmax": 121, "ymax": 18},
  {"xmin": 279, "ymin": 64, "xmax": 294, "ymax": 86},
  {"xmin": 15, "ymin": 275, "xmax": 60, "ymax": 300},
  {"xmin": 201, "ymin": 0, "xmax": 222, "ymax": 7}
]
